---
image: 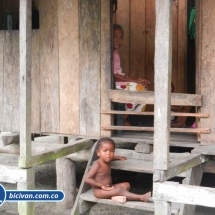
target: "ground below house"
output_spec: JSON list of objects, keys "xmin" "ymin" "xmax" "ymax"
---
[{"xmin": 0, "ymin": 160, "xmax": 215, "ymax": 215}]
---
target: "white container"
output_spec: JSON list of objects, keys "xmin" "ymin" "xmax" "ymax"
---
[{"xmin": 7, "ymin": 13, "xmax": 12, "ymax": 30}]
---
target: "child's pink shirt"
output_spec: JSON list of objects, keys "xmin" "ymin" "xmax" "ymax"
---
[{"xmin": 113, "ymin": 49, "xmax": 128, "ymax": 87}]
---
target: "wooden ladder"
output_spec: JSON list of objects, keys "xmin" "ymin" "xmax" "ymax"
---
[{"xmin": 70, "ymin": 141, "xmax": 188, "ymax": 215}]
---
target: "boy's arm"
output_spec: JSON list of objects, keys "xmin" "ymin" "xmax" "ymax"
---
[{"xmin": 113, "ymin": 156, "xmax": 127, "ymax": 161}]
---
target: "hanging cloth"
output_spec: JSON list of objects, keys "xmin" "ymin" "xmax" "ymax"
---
[{"xmin": 188, "ymin": 7, "xmax": 195, "ymax": 39}]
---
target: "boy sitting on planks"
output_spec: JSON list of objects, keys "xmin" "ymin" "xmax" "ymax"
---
[{"xmin": 85, "ymin": 137, "xmax": 151, "ymax": 203}]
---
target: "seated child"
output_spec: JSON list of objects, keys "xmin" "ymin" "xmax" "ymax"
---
[{"xmin": 85, "ymin": 137, "xmax": 151, "ymax": 203}]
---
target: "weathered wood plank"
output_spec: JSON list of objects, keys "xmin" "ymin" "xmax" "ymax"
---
[
  {"xmin": 0, "ymin": 164, "xmax": 30, "ymax": 183},
  {"xmin": 100, "ymin": 0, "xmax": 112, "ymax": 137},
  {"xmin": 192, "ymin": 146, "xmax": 215, "ymax": 156},
  {"xmin": 19, "ymin": 0, "xmax": 32, "ymax": 161},
  {"xmin": 31, "ymin": 30, "xmax": 40, "ymax": 133},
  {"xmin": 115, "ymin": 0, "xmax": 130, "ymax": 76},
  {"xmin": 79, "ymin": 0, "xmax": 101, "ymax": 136},
  {"xmin": 3, "ymin": 31, "xmax": 19, "ymax": 132},
  {"xmin": 177, "ymin": 0, "xmax": 187, "ymax": 93},
  {"xmin": 100, "ymin": 110, "xmax": 208, "ymax": 118},
  {"xmin": 1, "ymin": 133, "xmax": 19, "ymax": 146},
  {"xmin": 145, "ymin": 0, "xmax": 155, "ymax": 91},
  {"xmin": 101, "ymin": 125, "xmax": 209, "ymax": 134},
  {"xmin": 130, "ymin": 0, "xmax": 145, "ymax": 78},
  {"xmin": 154, "ymin": 201, "xmax": 171, "ymax": 215},
  {"xmin": 19, "ymin": 139, "xmax": 94, "ymax": 168},
  {"xmin": 0, "ymin": 31, "xmax": 4, "ymax": 130},
  {"xmin": 153, "ymin": 182, "xmax": 215, "ymax": 208},
  {"xmin": 40, "ymin": 0, "xmax": 59, "ymax": 133},
  {"xmin": 56, "ymin": 158, "xmax": 76, "ymax": 209},
  {"xmin": 109, "ymin": 90, "xmax": 202, "ymax": 106},
  {"xmin": 59, "ymin": 0, "xmax": 80, "ymax": 135},
  {"xmin": 198, "ymin": 0, "xmax": 215, "ymax": 145}
]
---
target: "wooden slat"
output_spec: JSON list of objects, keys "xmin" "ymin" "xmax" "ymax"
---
[
  {"xmin": 0, "ymin": 31, "xmax": 4, "ymax": 130},
  {"xmin": 100, "ymin": 0, "xmax": 112, "ymax": 137},
  {"xmin": 130, "ymin": 0, "xmax": 145, "ymax": 78},
  {"xmin": 145, "ymin": 0, "xmax": 156, "ymax": 91},
  {"xmin": 100, "ymin": 110, "xmax": 208, "ymax": 118},
  {"xmin": 31, "ymin": 30, "xmax": 40, "ymax": 133},
  {"xmin": 153, "ymin": 182, "xmax": 215, "ymax": 208},
  {"xmin": 59, "ymin": 0, "xmax": 80, "ymax": 135},
  {"xmin": 79, "ymin": 0, "xmax": 101, "ymax": 136},
  {"xmin": 115, "ymin": 0, "xmax": 130, "ymax": 76},
  {"xmin": 177, "ymin": 0, "xmax": 187, "ymax": 93},
  {"xmin": 101, "ymin": 125, "xmax": 209, "ymax": 134},
  {"xmin": 109, "ymin": 90, "xmax": 202, "ymax": 106},
  {"xmin": 3, "ymin": 31, "xmax": 19, "ymax": 132},
  {"xmin": 40, "ymin": 0, "xmax": 59, "ymax": 133}
]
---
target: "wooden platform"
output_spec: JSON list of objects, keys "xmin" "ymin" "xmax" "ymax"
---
[{"xmin": 80, "ymin": 189, "xmax": 180, "ymax": 214}]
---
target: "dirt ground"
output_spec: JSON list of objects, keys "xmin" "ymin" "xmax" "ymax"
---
[{"xmin": 1, "ymin": 160, "xmax": 215, "ymax": 215}]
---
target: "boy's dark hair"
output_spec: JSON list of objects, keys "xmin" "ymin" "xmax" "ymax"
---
[
  {"xmin": 96, "ymin": 137, "xmax": 115, "ymax": 150},
  {"xmin": 113, "ymin": 24, "xmax": 123, "ymax": 33}
]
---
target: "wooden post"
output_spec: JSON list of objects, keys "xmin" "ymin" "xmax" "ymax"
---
[
  {"xmin": 154, "ymin": 201, "xmax": 171, "ymax": 215},
  {"xmin": 19, "ymin": 0, "xmax": 35, "ymax": 214},
  {"xmin": 56, "ymin": 157, "xmax": 76, "ymax": 209},
  {"xmin": 153, "ymin": 0, "xmax": 172, "ymax": 170},
  {"xmin": 18, "ymin": 167, "xmax": 35, "ymax": 215},
  {"xmin": 100, "ymin": 0, "xmax": 112, "ymax": 137},
  {"xmin": 180, "ymin": 165, "xmax": 203, "ymax": 215},
  {"xmin": 19, "ymin": 0, "xmax": 32, "ymax": 164}
]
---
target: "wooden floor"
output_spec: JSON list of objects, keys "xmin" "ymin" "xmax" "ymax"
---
[{"xmin": 112, "ymin": 131, "xmax": 200, "ymax": 148}]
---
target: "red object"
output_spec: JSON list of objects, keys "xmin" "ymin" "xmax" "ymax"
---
[
  {"xmin": 126, "ymin": 103, "xmax": 133, "ymax": 109},
  {"xmin": 120, "ymin": 85, "xmax": 126, "ymax": 89}
]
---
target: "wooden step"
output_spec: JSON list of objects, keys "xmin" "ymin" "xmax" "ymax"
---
[{"xmin": 80, "ymin": 189, "xmax": 180, "ymax": 215}]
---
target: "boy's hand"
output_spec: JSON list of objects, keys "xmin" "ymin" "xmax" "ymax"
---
[
  {"xmin": 101, "ymin": 185, "xmax": 114, "ymax": 191},
  {"xmin": 119, "ymin": 156, "xmax": 127, "ymax": 160}
]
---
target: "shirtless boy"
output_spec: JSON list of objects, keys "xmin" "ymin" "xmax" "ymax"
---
[{"xmin": 85, "ymin": 137, "xmax": 151, "ymax": 203}]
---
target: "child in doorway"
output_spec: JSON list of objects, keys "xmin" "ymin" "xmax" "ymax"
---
[
  {"xmin": 85, "ymin": 137, "xmax": 151, "ymax": 203},
  {"xmin": 113, "ymin": 24, "xmax": 150, "ymax": 126}
]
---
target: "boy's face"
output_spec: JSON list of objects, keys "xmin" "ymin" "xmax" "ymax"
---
[
  {"xmin": 97, "ymin": 141, "xmax": 115, "ymax": 163},
  {"xmin": 114, "ymin": 28, "xmax": 123, "ymax": 49}
]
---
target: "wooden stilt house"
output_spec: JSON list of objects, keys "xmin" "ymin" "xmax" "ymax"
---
[{"xmin": 0, "ymin": 0, "xmax": 215, "ymax": 214}]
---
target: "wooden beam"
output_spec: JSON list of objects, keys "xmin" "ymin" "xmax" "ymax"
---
[
  {"xmin": 19, "ymin": 139, "xmax": 94, "ymax": 168},
  {"xmin": 100, "ymin": 0, "xmax": 112, "ymax": 137},
  {"xmin": 101, "ymin": 125, "xmax": 210, "ymax": 134},
  {"xmin": 19, "ymin": 0, "xmax": 32, "ymax": 163},
  {"xmin": 154, "ymin": 0, "xmax": 172, "ymax": 170},
  {"xmin": 153, "ymin": 154, "xmax": 209, "ymax": 182},
  {"xmin": 153, "ymin": 182, "xmax": 215, "ymax": 208},
  {"xmin": 109, "ymin": 90, "xmax": 202, "ymax": 106},
  {"xmin": 192, "ymin": 146, "xmax": 215, "ymax": 155},
  {"xmin": 100, "ymin": 110, "xmax": 208, "ymax": 117}
]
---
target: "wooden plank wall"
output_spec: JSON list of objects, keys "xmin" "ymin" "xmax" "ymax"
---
[
  {"xmin": 2, "ymin": 31, "xmax": 19, "ymax": 132},
  {"xmin": 58, "ymin": 0, "xmax": 80, "ymax": 134},
  {"xmin": 114, "ymin": 0, "xmax": 187, "ymax": 93},
  {"xmin": 40, "ymin": 0, "xmax": 60, "ymax": 133},
  {"xmin": 198, "ymin": 0, "xmax": 215, "ymax": 145},
  {"xmin": 79, "ymin": 0, "xmax": 101, "ymax": 136}
]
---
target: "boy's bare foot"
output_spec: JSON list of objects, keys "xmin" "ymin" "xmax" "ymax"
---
[
  {"xmin": 111, "ymin": 196, "xmax": 126, "ymax": 203},
  {"xmin": 140, "ymin": 192, "xmax": 151, "ymax": 202}
]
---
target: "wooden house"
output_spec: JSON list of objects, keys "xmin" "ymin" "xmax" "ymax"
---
[{"xmin": 0, "ymin": 0, "xmax": 215, "ymax": 214}]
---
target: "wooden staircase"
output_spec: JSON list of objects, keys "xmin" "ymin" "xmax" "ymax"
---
[{"xmin": 70, "ymin": 141, "xmax": 202, "ymax": 215}]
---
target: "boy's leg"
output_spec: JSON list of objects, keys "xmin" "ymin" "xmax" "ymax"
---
[
  {"xmin": 113, "ymin": 182, "xmax": 130, "ymax": 191},
  {"xmin": 94, "ymin": 187, "xmax": 151, "ymax": 202}
]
